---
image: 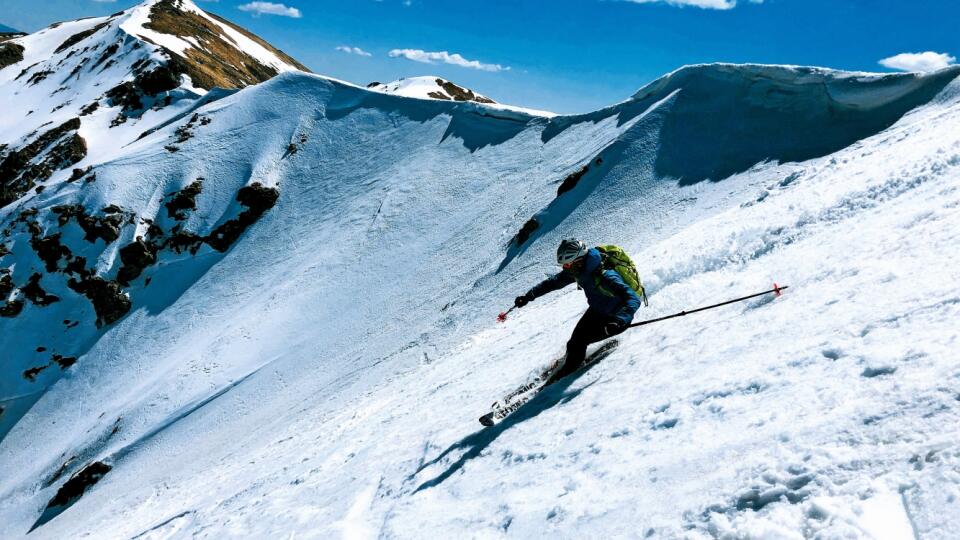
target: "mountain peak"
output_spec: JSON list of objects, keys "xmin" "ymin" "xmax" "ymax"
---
[
  {"xmin": 368, "ymin": 76, "xmax": 497, "ymax": 104},
  {"xmin": 120, "ymin": 0, "xmax": 309, "ymax": 90}
]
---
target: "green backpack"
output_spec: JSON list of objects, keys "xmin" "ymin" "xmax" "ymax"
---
[{"xmin": 594, "ymin": 245, "xmax": 649, "ymax": 307}]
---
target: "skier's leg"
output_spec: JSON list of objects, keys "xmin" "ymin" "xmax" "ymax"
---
[{"xmin": 552, "ymin": 309, "xmax": 607, "ymax": 381}]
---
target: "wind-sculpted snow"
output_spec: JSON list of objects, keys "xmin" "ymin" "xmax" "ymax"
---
[{"xmin": 1, "ymin": 37, "xmax": 960, "ymax": 539}]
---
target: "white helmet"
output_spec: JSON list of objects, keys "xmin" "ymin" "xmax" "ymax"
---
[{"xmin": 556, "ymin": 238, "xmax": 587, "ymax": 266}]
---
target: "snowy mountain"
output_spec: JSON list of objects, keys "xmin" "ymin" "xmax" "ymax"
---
[
  {"xmin": 369, "ymin": 76, "xmax": 496, "ymax": 103},
  {"xmin": 0, "ymin": 0, "xmax": 307, "ymax": 208},
  {"xmin": 369, "ymin": 76, "xmax": 555, "ymax": 117},
  {"xmin": 2, "ymin": 2, "xmax": 960, "ymax": 537}
]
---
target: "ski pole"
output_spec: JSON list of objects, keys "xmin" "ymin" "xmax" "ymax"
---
[
  {"xmin": 497, "ymin": 306, "xmax": 515, "ymax": 323},
  {"xmin": 629, "ymin": 283, "xmax": 787, "ymax": 328}
]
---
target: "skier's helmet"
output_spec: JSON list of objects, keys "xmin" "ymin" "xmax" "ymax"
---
[{"xmin": 557, "ymin": 238, "xmax": 588, "ymax": 266}]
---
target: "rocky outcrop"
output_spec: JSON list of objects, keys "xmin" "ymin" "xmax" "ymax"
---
[
  {"xmin": 117, "ymin": 238, "xmax": 157, "ymax": 286},
  {"xmin": 206, "ymin": 183, "xmax": 279, "ymax": 251},
  {"xmin": 143, "ymin": 0, "xmax": 308, "ymax": 91},
  {"xmin": 0, "ymin": 41, "xmax": 24, "ymax": 70},
  {"xmin": 54, "ymin": 22, "xmax": 110, "ymax": 54},
  {"xmin": 165, "ymin": 178, "xmax": 202, "ymax": 219},
  {"xmin": 22, "ymin": 273, "xmax": 60, "ymax": 306},
  {"xmin": 0, "ymin": 118, "xmax": 87, "ymax": 206},
  {"xmin": 67, "ymin": 276, "xmax": 130, "ymax": 328},
  {"xmin": 52, "ymin": 204, "xmax": 126, "ymax": 244},
  {"xmin": 104, "ymin": 64, "xmax": 181, "ymax": 113},
  {"xmin": 432, "ymin": 79, "xmax": 495, "ymax": 104},
  {"xmin": 33, "ymin": 461, "xmax": 112, "ymax": 531}
]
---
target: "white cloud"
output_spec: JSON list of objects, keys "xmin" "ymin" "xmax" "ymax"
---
[
  {"xmin": 879, "ymin": 51, "xmax": 956, "ymax": 73},
  {"xmin": 336, "ymin": 46, "xmax": 372, "ymax": 57},
  {"xmin": 238, "ymin": 2, "xmax": 302, "ymax": 18},
  {"xmin": 623, "ymin": 0, "xmax": 763, "ymax": 9},
  {"xmin": 388, "ymin": 49, "xmax": 508, "ymax": 72}
]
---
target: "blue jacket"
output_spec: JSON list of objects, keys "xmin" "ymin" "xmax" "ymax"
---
[{"xmin": 527, "ymin": 248, "xmax": 641, "ymax": 325}]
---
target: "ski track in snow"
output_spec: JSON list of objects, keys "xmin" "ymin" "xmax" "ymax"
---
[{"xmin": 1, "ymin": 38, "xmax": 960, "ymax": 540}]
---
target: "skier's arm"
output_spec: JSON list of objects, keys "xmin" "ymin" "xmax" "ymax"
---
[
  {"xmin": 527, "ymin": 271, "xmax": 576, "ymax": 300},
  {"xmin": 602, "ymin": 270, "xmax": 641, "ymax": 325}
]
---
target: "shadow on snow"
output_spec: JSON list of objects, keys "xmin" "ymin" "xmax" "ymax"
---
[{"xmin": 410, "ymin": 341, "xmax": 619, "ymax": 494}]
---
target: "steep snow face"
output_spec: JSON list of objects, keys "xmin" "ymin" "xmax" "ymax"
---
[
  {"xmin": 0, "ymin": 61, "xmax": 959, "ymax": 538},
  {"xmin": 370, "ymin": 76, "xmax": 555, "ymax": 117}
]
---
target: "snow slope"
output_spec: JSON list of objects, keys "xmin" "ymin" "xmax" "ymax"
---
[{"xmin": 1, "ymin": 15, "xmax": 960, "ymax": 538}]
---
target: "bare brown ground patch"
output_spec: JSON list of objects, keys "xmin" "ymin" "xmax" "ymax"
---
[{"xmin": 143, "ymin": 0, "xmax": 308, "ymax": 90}]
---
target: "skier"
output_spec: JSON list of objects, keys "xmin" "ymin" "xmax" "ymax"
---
[{"xmin": 514, "ymin": 238, "xmax": 642, "ymax": 383}]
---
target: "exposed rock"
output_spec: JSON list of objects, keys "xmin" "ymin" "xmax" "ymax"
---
[
  {"xmin": 165, "ymin": 228, "xmax": 204, "ymax": 254},
  {"xmin": 68, "ymin": 166, "xmax": 92, "ymax": 182},
  {"xmin": 117, "ymin": 237, "xmax": 157, "ymax": 285},
  {"xmin": 78, "ymin": 101, "xmax": 100, "ymax": 116},
  {"xmin": 30, "ymin": 233, "xmax": 72, "ymax": 272},
  {"xmin": 52, "ymin": 354, "xmax": 77, "ymax": 369},
  {"xmin": 22, "ymin": 273, "xmax": 61, "ymax": 306},
  {"xmin": 0, "ymin": 42, "xmax": 24, "ymax": 71},
  {"xmin": 67, "ymin": 276, "xmax": 130, "ymax": 327},
  {"xmin": 26, "ymin": 69, "xmax": 54, "ymax": 86},
  {"xmin": 436, "ymin": 79, "xmax": 495, "ymax": 104},
  {"xmin": 556, "ymin": 157, "xmax": 602, "ymax": 197},
  {"xmin": 165, "ymin": 179, "xmax": 203, "ymax": 219},
  {"xmin": 78, "ymin": 213, "xmax": 123, "ymax": 244},
  {"xmin": 54, "ymin": 22, "xmax": 109, "ymax": 54},
  {"xmin": 104, "ymin": 82, "xmax": 142, "ymax": 112},
  {"xmin": 0, "ymin": 118, "xmax": 87, "ymax": 207},
  {"xmin": 90, "ymin": 41, "xmax": 120, "ymax": 71},
  {"xmin": 23, "ymin": 364, "xmax": 48, "ymax": 381},
  {"xmin": 206, "ymin": 183, "xmax": 279, "ymax": 252},
  {"xmin": 104, "ymin": 62, "xmax": 181, "ymax": 115},
  {"xmin": 64, "ymin": 256, "xmax": 91, "ymax": 278},
  {"xmin": 44, "ymin": 461, "xmax": 112, "ymax": 510},
  {"xmin": 137, "ymin": 64, "xmax": 181, "ymax": 95},
  {"xmin": 237, "ymin": 182, "xmax": 280, "ymax": 215},
  {"xmin": 14, "ymin": 61, "xmax": 37, "ymax": 80},
  {"xmin": 143, "ymin": 1, "xmax": 308, "ymax": 90},
  {"xmin": 0, "ymin": 299, "xmax": 24, "ymax": 317},
  {"xmin": 513, "ymin": 218, "xmax": 539, "ymax": 247},
  {"xmin": 52, "ymin": 204, "xmax": 123, "ymax": 243},
  {"xmin": 109, "ymin": 114, "xmax": 128, "ymax": 128}
]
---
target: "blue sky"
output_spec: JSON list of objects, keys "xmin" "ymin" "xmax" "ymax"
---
[{"xmin": 2, "ymin": 0, "xmax": 958, "ymax": 113}]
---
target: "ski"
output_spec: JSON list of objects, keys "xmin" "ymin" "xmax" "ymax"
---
[
  {"xmin": 479, "ymin": 341, "xmax": 619, "ymax": 427},
  {"xmin": 487, "ymin": 360, "xmax": 561, "ymax": 413}
]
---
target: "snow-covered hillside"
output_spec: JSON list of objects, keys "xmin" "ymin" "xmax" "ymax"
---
[
  {"xmin": 0, "ymin": 0, "xmax": 307, "ymax": 208},
  {"xmin": 2, "ymin": 3, "xmax": 960, "ymax": 537}
]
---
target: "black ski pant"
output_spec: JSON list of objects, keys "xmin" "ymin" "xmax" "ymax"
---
[{"xmin": 552, "ymin": 308, "xmax": 616, "ymax": 382}]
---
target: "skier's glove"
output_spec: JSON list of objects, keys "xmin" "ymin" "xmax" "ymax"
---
[
  {"xmin": 603, "ymin": 320, "xmax": 627, "ymax": 337},
  {"xmin": 515, "ymin": 293, "xmax": 534, "ymax": 308}
]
